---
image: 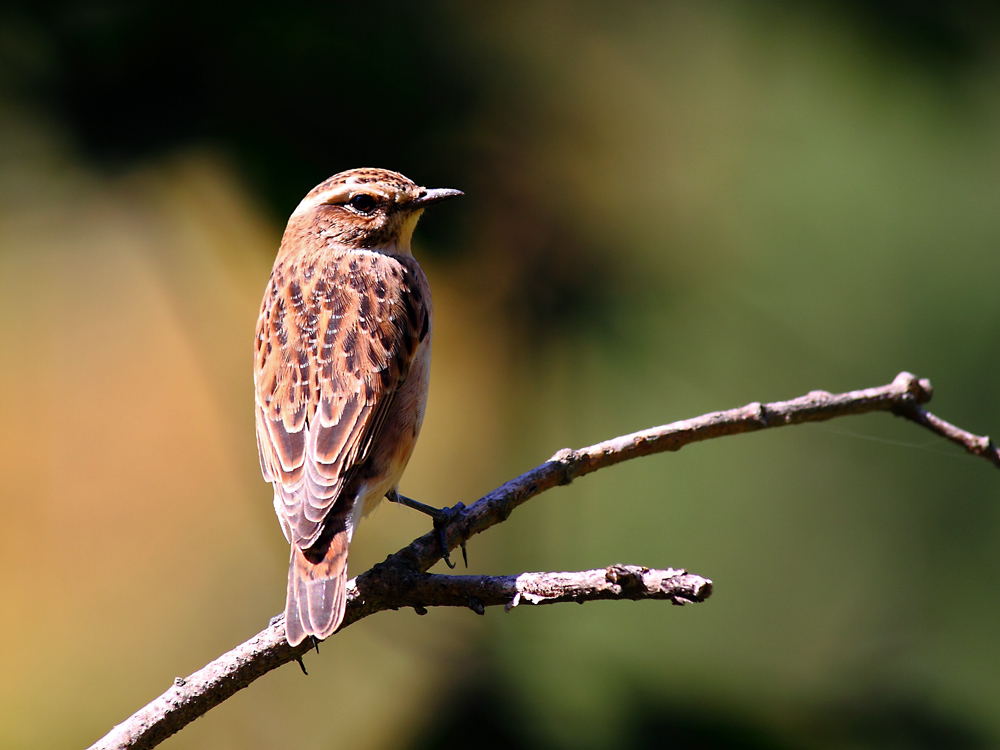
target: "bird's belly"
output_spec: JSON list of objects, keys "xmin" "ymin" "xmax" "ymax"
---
[{"xmin": 356, "ymin": 334, "xmax": 432, "ymax": 517}]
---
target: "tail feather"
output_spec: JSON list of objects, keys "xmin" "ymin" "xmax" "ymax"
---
[{"xmin": 285, "ymin": 530, "xmax": 349, "ymax": 647}]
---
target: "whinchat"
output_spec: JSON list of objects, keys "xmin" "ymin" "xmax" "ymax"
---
[{"xmin": 254, "ymin": 168, "xmax": 461, "ymax": 646}]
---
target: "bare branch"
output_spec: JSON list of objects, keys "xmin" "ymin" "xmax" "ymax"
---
[
  {"xmin": 394, "ymin": 565, "xmax": 713, "ymax": 612},
  {"xmin": 424, "ymin": 372, "xmax": 997, "ymax": 571},
  {"xmin": 89, "ymin": 371, "xmax": 996, "ymax": 750},
  {"xmin": 89, "ymin": 565, "xmax": 711, "ymax": 750}
]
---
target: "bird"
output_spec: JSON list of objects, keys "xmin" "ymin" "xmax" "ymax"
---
[{"xmin": 254, "ymin": 168, "xmax": 462, "ymax": 646}]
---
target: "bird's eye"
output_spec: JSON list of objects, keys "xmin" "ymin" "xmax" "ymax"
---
[{"xmin": 348, "ymin": 194, "xmax": 377, "ymax": 214}]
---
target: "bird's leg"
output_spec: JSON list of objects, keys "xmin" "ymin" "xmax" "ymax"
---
[{"xmin": 386, "ymin": 489, "xmax": 467, "ymax": 569}]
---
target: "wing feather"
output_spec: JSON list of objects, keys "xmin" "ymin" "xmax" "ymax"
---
[{"xmin": 254, "ymin": 250, "xmax": 427, "ymax": 549}]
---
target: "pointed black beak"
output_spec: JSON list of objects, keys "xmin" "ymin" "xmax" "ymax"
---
[{"xmin": 411, "ymin": 187, "xmax": 464, "ymax": 208}]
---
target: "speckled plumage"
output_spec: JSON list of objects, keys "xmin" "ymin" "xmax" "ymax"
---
[{"xmin": 254, "ymin": 168, "xmax": 460, "ymax": 646}]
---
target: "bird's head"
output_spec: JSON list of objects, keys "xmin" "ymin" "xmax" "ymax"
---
[{"xmin": 290, "ymin": 168, "xmax": 462, "ymax": 254}]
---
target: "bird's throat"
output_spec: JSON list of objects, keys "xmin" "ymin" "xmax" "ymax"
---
[{"xmin": 390, "ymin": 209, "xmax": 425, "ymax": 255}]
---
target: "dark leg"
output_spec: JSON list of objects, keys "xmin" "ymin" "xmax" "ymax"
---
[{"xmin": 386, "ymin": 489, "xmax": 467, "ymax": 569}]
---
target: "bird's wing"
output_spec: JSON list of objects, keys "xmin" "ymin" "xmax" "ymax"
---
[{"xmin": 254, "ymin": 250, "xmax": 429, "ymax": 548}]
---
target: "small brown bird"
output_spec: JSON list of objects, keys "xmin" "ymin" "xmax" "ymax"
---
[{"xmin": 254, "ymin": 168, "xmax": 462, "ymax": 646}]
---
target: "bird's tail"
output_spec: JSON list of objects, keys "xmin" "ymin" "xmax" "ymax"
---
[{"xmin": 285, "ymin": 530, "xmax": 349, "ymax": 647}]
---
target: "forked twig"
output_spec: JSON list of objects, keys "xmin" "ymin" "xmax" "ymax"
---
[{"xmin": 89, "ymin": 372, "xmax": 997, "ymax": 750}]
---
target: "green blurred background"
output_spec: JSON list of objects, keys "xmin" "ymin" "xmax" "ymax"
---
[{"xmin": 2, "ymin": 2, "xmax": 999, "ymax": 748}]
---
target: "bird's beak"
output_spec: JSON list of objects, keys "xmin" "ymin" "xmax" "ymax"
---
[{"xmin": 411, "ymin": 187, "xmax": 464, "ymax": 208}]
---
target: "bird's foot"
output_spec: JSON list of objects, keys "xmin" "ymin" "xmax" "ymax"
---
[
  {"xmin": 433, "ymin": 503, "xmax": 468, "ymax": 569},
  {"xmin": 387, "ymin": 490, "xmax": 468, "ymax": 568}
]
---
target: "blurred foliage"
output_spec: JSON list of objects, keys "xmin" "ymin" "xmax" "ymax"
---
[{"xmin": 1, "ymin": 2, "xmax": 1000, "ymax": 749}]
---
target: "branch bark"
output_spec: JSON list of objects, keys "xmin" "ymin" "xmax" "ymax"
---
[
  {"xmin": 89, "ymin": 371, "xmax": 998, "ymax": 750},
  {"xmin": 395, "ymin": 565, "xmax": 712, "ymax": 613}
]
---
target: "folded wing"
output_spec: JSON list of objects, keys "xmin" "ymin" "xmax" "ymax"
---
[{"xmin": 254, "ymin": 250, "xmax": 429, "ymax": 549}]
